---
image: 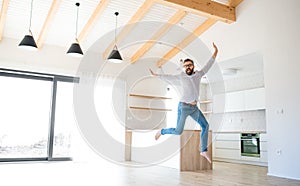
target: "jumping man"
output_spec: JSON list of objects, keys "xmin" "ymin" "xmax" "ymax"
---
[{"xmin": 149, "ymin": 43, "xmax": 218, "ymax": 163}]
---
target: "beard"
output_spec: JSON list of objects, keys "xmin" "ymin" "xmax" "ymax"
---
[{"xmin": 185, "ymin": 68, "xmax": 194, "ymax": 75}]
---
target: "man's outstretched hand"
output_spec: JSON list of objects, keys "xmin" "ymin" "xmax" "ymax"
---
[
  {"xmin": 212, "ymin": 42, "xmax": 218, "ymax": 59},
  {"xmin": 149, "ymin": 69, "xmax": 157, "ymax": 76}
]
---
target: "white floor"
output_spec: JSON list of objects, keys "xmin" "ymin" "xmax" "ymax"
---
[
  {"xmin": 2, "ymin": 158, "xmax": 300, "ymax": 186},
  {"xmin": 0, "ymin": 158, "xmax": 181, "ymax": 186}
]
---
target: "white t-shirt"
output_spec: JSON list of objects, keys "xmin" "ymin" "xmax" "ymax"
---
[{"xmin": 158, "ymin": 57, "xmax": 215, "ymax": 103}]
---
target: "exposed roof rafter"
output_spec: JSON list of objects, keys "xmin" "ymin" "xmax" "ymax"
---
[
  {"xmin": 0, "ymin": 0, "xmax": 10, "ymax": 41},
  {"xmin": 131, "ymin": 10, "xmax": 187, "ymax": 64},
  {"xmin": 227, "ymin": 0, "xmax": 243, "ymax": 7},
  {"xmin": 103, "ymin": 0, "xmax": 155, "ymax": 59},
  {"xmin": 78, "ymin": 0, "xmax": 111, "ymax": 42},
  {"xmin": 37, "ymin": 0, "xmax": 62, "ymax": 48},
  {"xmin": 157, "ymin": 18, "xmax": 217, "ymax": 67},
  {"xmin": 155, "ymin": 0, "xmax": 236, "ymax": 23}
]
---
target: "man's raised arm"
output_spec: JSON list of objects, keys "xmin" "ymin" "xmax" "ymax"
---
[{"xmin": 198, "ymin": 43, "xmax": 218, "ymax": 76}]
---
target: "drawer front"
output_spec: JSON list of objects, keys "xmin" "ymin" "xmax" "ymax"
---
[
  {"xmin": 214, "ymin": 148, "xmax": 240, "ymax": 160},
  {"xmin": 215, "ymin": 140, "xmax": 240, "ymax": 149},
  {"xmin": 214, "ymin": 133, "xmax": 240, "ymax": 141}
]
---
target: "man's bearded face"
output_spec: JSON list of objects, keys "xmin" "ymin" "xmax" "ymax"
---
[{"xmin": 184, "ymin": 62, "xmax": 194, "ymax": 75}]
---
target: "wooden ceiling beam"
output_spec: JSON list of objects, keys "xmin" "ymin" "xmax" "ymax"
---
[
  {"xmin": 0, "ymin": 0, "xmax": 10, "ymax": 41},
  {"xmin": 155, "ymin": 0, "xmax": 236, "ymax": 23},
  {"xmin": 131, "ymin": 10, "xmax": 187, "ymax": 64},
  {"xmin": 37, "ymin": 0, "xmax": 61, "ymax": 48},
  {"xmin": 227, "ymin": 0, "xmax": 243, "ymax": 7},
  {"xmin": 157, "ymin": 18, "xmax": 217, "ymax": 67},
  {"xmin": 103, "ymin": 0, "xmax": 155, "ymax": 59},
  {"xmin": 78, "ymin": 0, "xmax": 111, "ymax": 42}
]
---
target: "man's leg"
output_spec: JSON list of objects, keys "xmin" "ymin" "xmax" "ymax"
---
[
  {"xmin": 190, "ymin": 106, "xmax": 211, "ymax": 163},
  {"xmin": 155, "ymin": 103, "xmax": 189, "ymax": 140}
]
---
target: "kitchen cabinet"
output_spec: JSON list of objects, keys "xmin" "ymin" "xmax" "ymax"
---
[
  {"xmin": 126, "ymin": 130, "xmax": 213, "ymax": 171},
  {"xmin": 215, "ymin": 148, "xmax": 240, "ymax": 160},
  {"xmin": 244, "ymin": 88, "xmax": 265, "ymax": 110},
  {"xmin": 260, "ymin": 151, "xmax": 268, "ymax": 163},
  {"xmin": 213, "ymin": 133, "xmax": 240, "ymax": 160},
  {"xmin": 213, "ymin": 132, "xmax": 268, "ymax": 166},
  {"xmin": 259, "ymin": 133, "xmax": 268, "ymax": 163},
  {"xmin": 225, "ymin": 91, "xmax": 245, "ymax": 112},
  {"xmin": 212, "ymin": 93, "xmax": 225, "ymax": 113},
  {"xmin": 180, "ymin": 130, "xmax": 212, "ymax": 171},
  {"xmin": 213, "ymin": 87, "xmax": 265, "ymax": 113}
]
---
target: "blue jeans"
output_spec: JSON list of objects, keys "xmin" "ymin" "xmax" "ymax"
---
[{"xmin": 161, "ymin": 102, "xmax": 209, "ymax": 152}]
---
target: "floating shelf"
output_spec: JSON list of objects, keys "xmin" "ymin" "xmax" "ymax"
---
[
  {"xmin": 200, "ymin": 100, "xmax": 212, "ymax": 104},
  {"xmin": 202, "ymin": 111, "xmax": 212, "ymax": 114},
  {"xmin": 129, "ymin": 106, "xmax": 172, "ymax": 111},
  {"xmin": 129, "ymin": 93, "xmax": 172, "ymax": 100}
]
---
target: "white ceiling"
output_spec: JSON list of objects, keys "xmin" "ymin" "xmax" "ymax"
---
[
  {"xmin": 1, "ymin": 0, "xmax": 231, "ymax": 60},
  {"xmin": 2, "ymin": 0, "xmax": 261, "ymax": 84},
  {"xmin": 3, "ymin": 0, "xmax": 262, "ymax": 82}
]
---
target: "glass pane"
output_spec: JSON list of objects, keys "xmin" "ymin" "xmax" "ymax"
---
[
  {"xmin": 52, "ymin": 82, "xmax": 75, "ymax": 157},
  {"xmin": 0, "ymin": 76, "xmax": 52, "ymax": 158}
]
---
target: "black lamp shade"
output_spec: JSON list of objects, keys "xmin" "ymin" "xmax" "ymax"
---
[
  {"xmin": 67, "ymin": 42, "xmax": 83, "ymax": 57},
  {"xmin": 18, "ymin": 35, "xmax": 38, "ymax": 50},
  {"xmin": 108, "ymin": 49, "xmax": 123, "ymax": 63}
]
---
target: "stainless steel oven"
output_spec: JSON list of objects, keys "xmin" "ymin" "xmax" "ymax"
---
[{"xmin": 241, "ymin": 133, "xmax": 260, "ymax": 157}]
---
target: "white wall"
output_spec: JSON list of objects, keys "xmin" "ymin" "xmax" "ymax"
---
[
  {"xmin": 0, "ymin": 38, "xmax": 128, "ymax": 163},
  {"xmin": 0, "ymin": 37, "xmax": 80, "ymax": 75},
  {"xmin": 200, "ymin": 0, "xmax": 300, "ymax": 180},
  {"xmin": 126, "ymin": 77, "xmax": 169, "ymax": 130}
]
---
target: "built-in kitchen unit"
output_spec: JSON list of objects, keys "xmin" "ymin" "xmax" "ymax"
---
[{"xmin": 208, "ymin": 53, "xmax": 267, "ymax": 166}]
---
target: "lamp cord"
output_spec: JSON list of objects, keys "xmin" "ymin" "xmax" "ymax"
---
[
  {"xmin": 114, "ymin": 12, "xmax": 119, "ymax": 48},
  {"xmin": 75, "ymin": 3, "xmax": 80, "ymax": 41},
  {"xmin": 29, "ymin": 0, "xmax": 34, "ymax": 32}
]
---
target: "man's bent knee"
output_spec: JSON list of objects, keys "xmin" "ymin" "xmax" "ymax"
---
[{"xmin": 174, "ymin": 129, "xmax": 183, "ymax": 135}]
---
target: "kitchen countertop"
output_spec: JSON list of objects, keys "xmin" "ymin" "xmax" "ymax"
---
[{"xmin": 212, "ymin": 131, "xmax": 266, "ymax": 134}]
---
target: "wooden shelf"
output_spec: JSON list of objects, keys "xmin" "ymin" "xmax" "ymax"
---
[
  {"xmin": 202, "ymin": 111, "xmax": 212, "ymax": 114},
  {"xmin": 200, "ymin": 100, "xmax": 212, "ymax": 104},
  {"xmin": 129, "ymin": 93, "xmax": 172, "ymax": 100},
  {"xmin": 129, "ymin": 106, "xmax": 172, "ymax": 111}
]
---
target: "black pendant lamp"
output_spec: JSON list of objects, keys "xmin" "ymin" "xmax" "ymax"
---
[
  {"xmin": 18, "ymin": 0, "xmax": 37, "ymax": 50},
  {"xmin": 107, "ymin": 12, "xmax": 123, "ymax": 63},
  {"xmin": 67, "ymin": 2, "xmax": 83, "ymax": 57}
]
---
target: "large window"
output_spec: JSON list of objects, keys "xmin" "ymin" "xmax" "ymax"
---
[
  {"xmin": 0, "ymin": 76, "xmax": 51, "ymax": 158},
  {"xmin": 0, "ymin": 69, "xmax": 78, "ymax": 161},
  {"xmin": 52, "ymin": 82, "xmax": 75, "ymax": 158}
]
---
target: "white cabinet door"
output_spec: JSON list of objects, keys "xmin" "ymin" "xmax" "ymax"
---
[
  {"xmin": 213, "ymin": 93, "xmax": 226, "ymax": 113},
  {"xmin": 260, "ymin": 141, "xmax": 268, "ymax": 151},
  {"xmin": 260, "ymin": 151, "xmax": 268, "ymax": 163},
  {"xmin": 260, "ymin": 133, "xmax": 268, "ymax": 142},
  {"xmin": 213, "ymin": 133, "xmax": 241, "ymax": 160},
  {"xmin": 215, "ymin": 141, "xmax": 240, "ymax": 149},
  {"xmin": 213, "ymin": 88, "xmax": 265, "ymax": 113},
  {"xmin": 214, "ymin": 148, "xmax": 240, "ymax": 160},
  {"xmin": 245, "ymin": 88, "xmax": 265, "ymax": 110},
  {"xmin": 214, "ymin": 133, "xmax": 240, "ymax": 141},
  {"xmin": 213, "ymin": 91, "xmax": 246, "ymax": 113},
  {"xmin": 225, "ymin": 91, "xmax": 245, "ymax": 112}
]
